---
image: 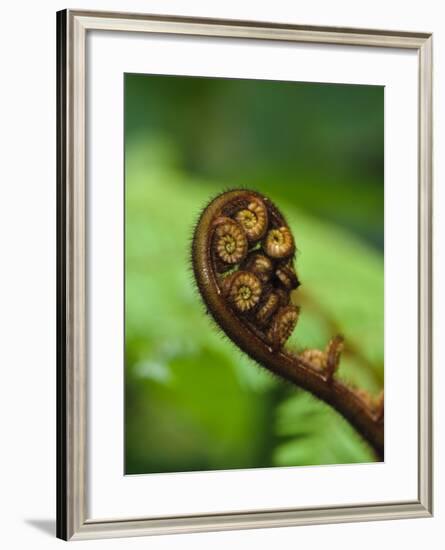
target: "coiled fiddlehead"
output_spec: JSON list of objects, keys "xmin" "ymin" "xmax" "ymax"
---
[{"xmin": 191, "ymin": 189, "xmax": 384, "ymax": 459}]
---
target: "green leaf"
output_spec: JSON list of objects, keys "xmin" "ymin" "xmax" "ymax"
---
[{"xmin": 273, "ymin": 391, "xmax": 376, "ymax": 466}]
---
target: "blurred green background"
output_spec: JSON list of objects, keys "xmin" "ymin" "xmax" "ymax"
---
[{"xmin": 125, "ymin": 74, "xmax": 384, "ymax": 475}]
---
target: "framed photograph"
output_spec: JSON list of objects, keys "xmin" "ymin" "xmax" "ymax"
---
[{"xmin": 57, "ymin": 9, "xmax": 433, "ymax": 541}]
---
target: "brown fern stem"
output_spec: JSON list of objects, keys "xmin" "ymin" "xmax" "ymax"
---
[{"xmin": 192, "ymin": 189, "xmax": 384, "ymax": 459}]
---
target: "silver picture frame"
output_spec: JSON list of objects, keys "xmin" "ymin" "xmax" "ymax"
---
[{"xmin": 57, "ymin": 9, "xmax": 433, "ymax": 541}]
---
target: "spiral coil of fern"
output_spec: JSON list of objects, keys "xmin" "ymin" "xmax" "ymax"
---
[{"xmin": 191, "ymin": 189, "xmax": 384, "ymax": 459}]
